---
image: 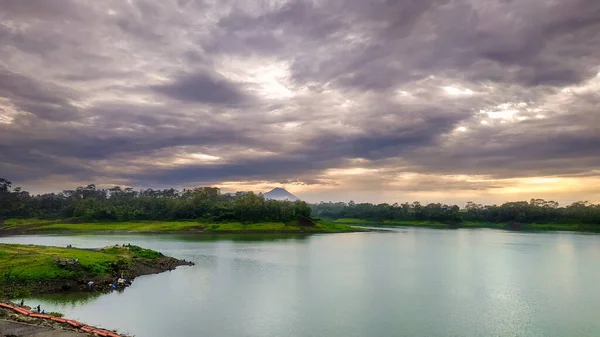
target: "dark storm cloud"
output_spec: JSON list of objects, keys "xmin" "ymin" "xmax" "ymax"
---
[
  {"xmin": 0, "ymin": 147, "xmax": 91, "ymax": 182},
  {"xmin": 405, "ymin": 91, "xmax": 600, "ymax": 179},
  {"xmin": 127, "ymin": 101, "xmax": 470, "ymax": 186},
  {"xmin": 0, "ymin": 0, "xmax": 84, "ymax": 19},
  {"xmin": 2, "ymin": 107, "xmax": 265, "ymax": 163},
  {"xmin": 0, "ymin": 69, "xmax": 82, "ymax": 121},
  {"xmin": 304, "ymin": 110, "xmax": 468, "ymax": 162},
  {"xmin": 1, "ymin": 0, "xmax": 599, "ymax": 198},
  {"xmin": 126, "ymin": 154, "xmax": 334, "ymax": 187},
  {"xmin": 151, "ymin": 73, "xmax": 250, "ymax": 105},
  {"xmin": 211, "ymin": 0, "xmax": 443, "ymax": 91},
  {"xmin": 0, "ymin": 70, "xmax": 72, "ymax": 106},
  {"xmin": 210, "ymin": 0, "xmax": 600, "ymax": 90}
]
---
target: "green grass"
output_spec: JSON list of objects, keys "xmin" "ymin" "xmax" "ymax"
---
[
  {"xmin": 313, "ymin": 221, "xmax": 366, "ymax": 233},
  {"xmin": 460, "ymin": 221, "xmax": 505, "ymax": 228},
  {"xmin": 103, "ymin": 245, "xmax": 164, "ymax": 259},
  {"xmin": 0, "ymin": 244, "xmax": 167, "ymax": 297},
  {"xmin": 6, "ymin": 218, "xmax": 599, "ymax": 234},
  {"xmin": 455, "ymin": 221, "xmax": 599, "ymax": 232},
  {"xmin": 0, "ymin": 244, "xmax": 117, "ymax": 283},
  {"xmin": 333, "ymin": 218, "xmax": 372, "ymax": 224},
  {"xmin": 23, "ymin": 220, "xmax": 361, "ymax": 233},
  {"xmin": 332, "ymin": 218, "xmax": 600, "ymax": 232},
  {"xmin": 382, "ymin": 220, "xmax": 447, "ymax": 228},
  {"xmin": 0, "ymin": 244, "xmax": 164, "ymax": 284},
  {"xmin": 205, "ymin": 222, "xmax": 291, "ymax": 231},
  {"xmin": 520, "ymin": 223, "xmax": 600, "ymax": 232},
  {"xmin": 31, "ymin": 220, "xmax": 202, "ymax": 232},
  {"xmin": 200, "ymin": 220, "xmax": 362, "ymax": 233},
  {"xmin": 333, "ymin": 218, "xmax": 447, "ymax": 228},
  {"xmin": 3, "ymin": 218, "xmax": 60, "ymax": 228}
]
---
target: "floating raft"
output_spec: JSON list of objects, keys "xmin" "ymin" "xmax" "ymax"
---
[{"xmin": 0, "ymin": 302, "xmax": 122, "ymax": 337}]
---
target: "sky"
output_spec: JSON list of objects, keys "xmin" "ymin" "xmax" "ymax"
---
[{"xmin": 1, "ymin": 0, "xmax": 599, "ymax": 205}]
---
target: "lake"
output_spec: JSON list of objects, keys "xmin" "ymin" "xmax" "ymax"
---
[{"xmin": 1, "ymin": 228, "xmax": 599, "ymax": 337}]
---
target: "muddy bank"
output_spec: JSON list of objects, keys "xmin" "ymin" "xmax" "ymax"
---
[{"xmin": 0, "ymin": 319, "xmax": 85, "ymax": 337}]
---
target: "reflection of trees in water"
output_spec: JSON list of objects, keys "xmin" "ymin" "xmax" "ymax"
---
[{"xmin": 28, "ymin": 291, "xmax": 104, "ymax": 306}]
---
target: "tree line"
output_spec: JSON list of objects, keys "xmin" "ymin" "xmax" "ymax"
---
[
  {"xmin": 0, "ymin": 179, "xmax": 311, "ymax": 223},
  {"xmin": 311, "ymin": 199, "xmax": 600, "ymax": 225},
  {"xmin": 1, "ymin": 178, "xmax": 599, "ymax": 226}
]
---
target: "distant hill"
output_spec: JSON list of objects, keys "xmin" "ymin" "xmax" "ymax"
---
[{"xmin": 263, "ymin": 187, "xmax": 300, "ymax": 201}]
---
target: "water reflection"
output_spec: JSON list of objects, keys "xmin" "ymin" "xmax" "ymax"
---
[
  {"xmin": 2, "ymin": 229, "xmax": 600, "ymax": 337},
  {"xmin": 22, "ymin": 291, "xmax": 104, "ymax": 306}
]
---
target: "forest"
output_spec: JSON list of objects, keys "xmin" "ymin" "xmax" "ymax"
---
[
  {"xmin": 0, "ymin": 178, "xmax": 311, "ymax": 223},
  {"xmin": 311, "ymin": 200, "xmax": 600, "ymax": 226},
  {"xmin": 1, "ymin": 178, "xmax": 599, "ymax": 227}
]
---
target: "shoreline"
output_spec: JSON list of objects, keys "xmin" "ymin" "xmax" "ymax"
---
[
  {"xmin": 0, "ymin": 244, "xmax": 195, "ymax": 336},
  {"xmin": 3, "ymin": 223, "xmax": 599, "ymax": 237},
  {"xmin": 0, "ymin": 244, "xmax": 194, "ymax": 298},
  {"xmin": 0, "ymin": 227, "xmax": 367, "ymax": 237},
  {"xmin": 0, "ymin": 219, "xmax": 366, "ymax": 237},
  {"xmin": 7, "ymin": 255, "xmax": 194, "ymax": 296},
  {"xmin": 1, "ymin": 301, "xmax": 129, "ymax": 337},
  {"xmin": 332, "ymin": 219, "xmax": 600, "ymax": 234}
]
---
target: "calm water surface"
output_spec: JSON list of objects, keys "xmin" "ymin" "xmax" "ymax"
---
[{"xmin": 1, "ymin": 228, "xmax": 599, "ymax": 337}]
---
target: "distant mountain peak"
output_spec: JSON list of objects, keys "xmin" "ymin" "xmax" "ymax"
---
[{"xmin": 264, "ymin": 187, "xmax": 299, "ymax": 201}]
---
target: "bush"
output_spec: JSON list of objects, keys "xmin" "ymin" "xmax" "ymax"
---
[{"xmin": 128, "ymin": 245, "xmax": 163, "ymax": 259}]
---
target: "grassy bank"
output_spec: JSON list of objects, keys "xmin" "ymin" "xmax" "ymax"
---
[
  {"xmin": 199, "ymin": 221, "xmax": 361, "ymax": 233},
  {"xmin": 31, "ymin": 220, "xmax": 202, "ymax": 232},
  {"xmin": 3, "ymin": 218, "xmax": 61, "ymax": 228},
  {"xmin": 333, "ymin": 218, "xmax": 600, "ymax": 232},
  {"xmin": 334, "ymin": 218, "xmax": 448, "ymax": 228},
  {"xmin": 1, "ymin": 219, "xmax": 362, "ymax": 234},
  {"xmin": 3, "ymin": 218, "xmax": 595, "ymax": 234},
  {"xmin": 0, "ymin": 244, "xmax": 188, "ymax": 297}
]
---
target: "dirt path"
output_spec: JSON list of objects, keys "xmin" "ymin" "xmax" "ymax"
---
[
  {"xmin": 0, "ymin": 319, "xmax": 86, "ymax": 336},
  {"xmin": 1, "ymin": 303, "xmax": 127, "ymax": 337}
]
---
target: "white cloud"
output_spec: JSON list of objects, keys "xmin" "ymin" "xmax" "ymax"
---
[{"xmin": 443, "ymin": 86, "xmax": 474, "ymax": 96}]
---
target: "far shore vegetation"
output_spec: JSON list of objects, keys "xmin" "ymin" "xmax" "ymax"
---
[
  {"xmin": 313, "ymin": 199, "xmax": 600, "ymax": 232},
  {"xmin": 2, "ymin": 219, "xmax": 361, "ymax": 234},
  {"xmin": 1, "ymin": 178, "xmax": 599, "ymax": 234},
  {"xmin": 332, "ymin": 218, "xmax": 600, "ymax": 232}
]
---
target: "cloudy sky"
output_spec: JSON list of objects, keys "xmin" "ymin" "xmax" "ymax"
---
[{"xmin": 1, "ymin": 0, "xmax": 599, "ymax": 205}]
